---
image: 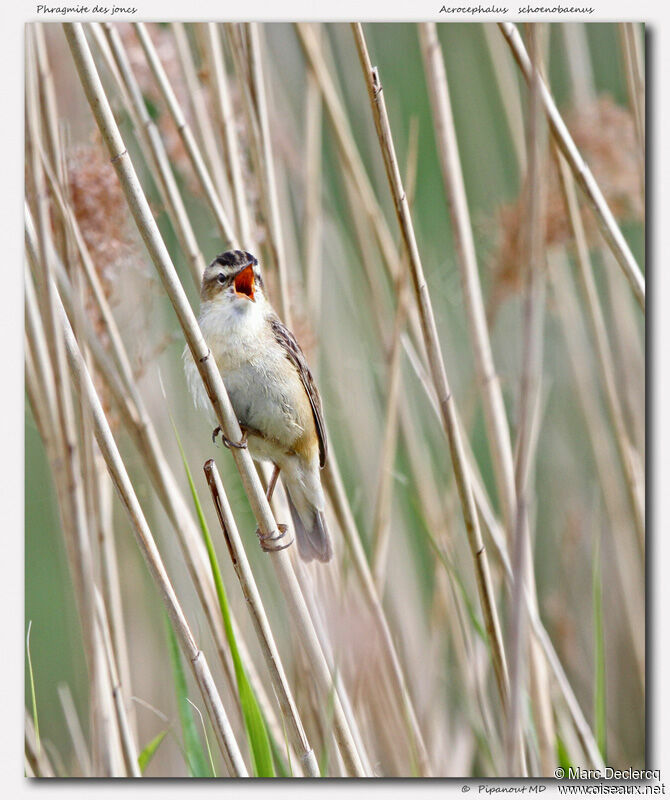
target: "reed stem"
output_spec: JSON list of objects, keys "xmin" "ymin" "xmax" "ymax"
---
[{"xmin": 352, "ymin": 22, "xmax": 510, "ymax": 718}]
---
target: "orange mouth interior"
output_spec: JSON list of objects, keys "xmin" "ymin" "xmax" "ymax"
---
[{"xmin": 234, "ymin": 264, "xmax": 255, "ymax": 301}]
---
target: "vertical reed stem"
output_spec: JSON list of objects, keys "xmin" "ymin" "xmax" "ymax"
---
[{"xmin": 352, "ymin": 22, "xmax": 510, "ymax": 717}]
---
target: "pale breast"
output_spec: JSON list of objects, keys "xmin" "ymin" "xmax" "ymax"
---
[
  {"xmin": 224, "ymin": 350, "xmax": 311, "ymax": 447},
  {"xmin": 196, "ymin": 298, "xmax": 315, "ymax": 452}
]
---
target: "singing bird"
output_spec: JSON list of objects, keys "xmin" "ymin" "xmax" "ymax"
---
[{"xmin": 184, "ymin": 250, "xmax": 332, "ymax": 563}]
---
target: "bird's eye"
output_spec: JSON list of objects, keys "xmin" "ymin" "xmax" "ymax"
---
[{"xmin": 217, "ymin": 273, "xmax": 226, "ymax": 284}]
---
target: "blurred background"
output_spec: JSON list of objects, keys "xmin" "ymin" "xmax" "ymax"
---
[{"xmin": 25, "ymin": 22, "xmax": 644, "ymax": 777}]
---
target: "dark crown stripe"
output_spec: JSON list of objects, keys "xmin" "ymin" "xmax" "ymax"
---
[{"xmin": 211, "ymin": 250, "xmax": 258, "ymax": 270}]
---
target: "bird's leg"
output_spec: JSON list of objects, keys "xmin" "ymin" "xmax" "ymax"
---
[
  {"xmin": 266, "ymin": 464, "xmax": 281, "ymax": 502},
  {"xmin": 212, "ymin": 426, "xmax": 248, "ymax": 449},
  {"xmin": 257, "ymin": 464, "xmax": 293, "ymax": 553}
]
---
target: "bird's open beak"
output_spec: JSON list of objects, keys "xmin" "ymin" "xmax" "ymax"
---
[{"xmin": 234, "ymin": 264, "xmax": 256, "ymax": 302}]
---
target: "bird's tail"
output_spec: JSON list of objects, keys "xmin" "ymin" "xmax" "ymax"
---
[{"xmin": 283, "ymin": 469, "xmax": 332, "ymax": 563}]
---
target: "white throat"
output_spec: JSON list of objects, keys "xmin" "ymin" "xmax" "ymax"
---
[{"xmin": 198, "ymin": 290, "xmax": 269, "ymax": 372}]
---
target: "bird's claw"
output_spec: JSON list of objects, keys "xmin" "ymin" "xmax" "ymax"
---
[
  {"xmin": 212, "ymin": 426, "xmax": 248, "ymax": 449},
  {"xmin": 256, "ymin": 523, "xmax": 293, "ymax": 553}
]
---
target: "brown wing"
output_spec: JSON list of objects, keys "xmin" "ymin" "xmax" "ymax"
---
[{"xmin": 270, "ymin": 316, "xmax": 328, "ymax": 468}]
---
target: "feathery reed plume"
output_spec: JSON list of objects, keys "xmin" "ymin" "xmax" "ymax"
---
[
  {"xmin": 498, "ymin": 22, "xmax": 644, "ymax": 311},
  {"xmin": 489, "ymin": 97, "xmax": 643, "ymax": 319}
]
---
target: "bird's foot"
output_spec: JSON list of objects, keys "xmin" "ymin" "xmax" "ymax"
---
[
  {"xmin": 256, "ymin": 523, "xmax": 293, "ymax": 553},
  {"xmin": 212, "ymin": 426, "xmax": 248, "ymax": 449}
]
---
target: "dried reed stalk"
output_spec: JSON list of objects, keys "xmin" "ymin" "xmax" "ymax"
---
[
  {"xmin": 26, "ymin": 209, "xmax": 231, "ymax": 773},
  {"xmin": 563, "ymin": 22, "xmax": 645, "ymax": 464},
  {"xmin": 25, "ymin": 20, "xmax": 634, "ymax": 778},
  {"xmin": 37, "ymin": 41, "xmax": 245, "ymax": 739},
  {"xmin": 58, "ymin": 684, "xmax": 93, "ymax": 777},
  {"xmin": 419, "ymin": 22, "xmax": 517, "ymax": 544},
  {"xmin": 399, "ymin": 246, "xmax": 606, "ymax": 770},
  {"xmin": 482, "ymin": 23, "xmax": 526, "ymax": 171},
  {"xmin": 560, "ymin": 23, "xmax": 595, "ymax": 107},
  {"xmin": 293, "ymin": 43, "xmax": 510, "ymax": 749},
  {"xmin": 133, "ymin": 23, "xmax": 237, "ymax": 248},
  {"xmin": 352, "ymin": 22, "xmax": 510, "ymax": 717},
  {"xmin": 505, "ymin": 24, "xmax": 547, "ymax": 775},
  {"xmin": 32, "ymin": 24, "xmax": 68, "ymax": 259},
  {"xmin": 42, "ymin": 153, "xmax": 233, "ymax": 668},
  {"xmin": 46, "ymin": 218, "xmax": 289, "ymax": 745},
  {"xmin": 96, "ymin": 22, "xmax": 206, "ymax": 289},
  {"xmin": 297, "ymin": 31, "xmax": 486, "ymax": 769},
  {"xmin": 547, "ymin": 250, "xmax": 644, "ymax": 682},
  {"xmin": 26, "ymin": 37, "xmax": 112, "ymax": 771},
  {"xmin": 326, "ymin": 136, "xmax": 492, "ymax": 772},
  {"xmin": 94, "ymin": 590, "xmax": 141, "ymax": 777},
  {"xmin": 53, "ymin": 263, "xmax": 248, "ymax": 776},
  {"xmin": 554, "ymin": 150, "xmax": 645, "ymax": 550},
  {"xmin": 304, "ymin": 36, "xmax": 323, "ymax": 321},
  {"xmin": 202, "ymin": 23, "xmax": 253, "ymax": 246},
  {"xmin": 25, "ymin": 712, "xmax": 55, "ymax": 778},
  {"xmin": 466, "ymin": 419, "xmax": 606, "ymax": 772},
  {"xmin": 296, "ymin": 24, "xmax": 396, "ymax": 274},
  {"xmin": 295, "ymin": 23, "xmax": 428, "ymax": 362},
  {"xmin": 619, "ymin": 23, "xmax": 645, "ymax": 160},
  {"xmin": 91, "ymin": 465, "xmax": 137, "ymax": 743},
  {"xmin": 171, "ymin": 22, "xmax": 230, "ymax": 200},
  {"xmin": 370, "ymin": 117, "xmax": 418, "ymax": 590},
  {"xmin": 498, "ymin": 22, "xmax": 645, "ymax": 312},
  {"xmin": 26, "ymin": 260, "xmax": 126, "ymax": 778},
  {"xmin": 204, "ymin": 460, "xmax": 320, "ymax": 777},
  {"xmin": 220, "ymin": 22, "xmax": 292, "ymax": 324},
  {"xmin": 321, "ymin": 452, "xmax": 432, "ymax": 775},
  {"xmin": 244, "ymin": 23, "xmax": 292, "ymax": 324},
  {"xmin": 38, "ymin": 152, "xmax": 138, "ymax": 403}
]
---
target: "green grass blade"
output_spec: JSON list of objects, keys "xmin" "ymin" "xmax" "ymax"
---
[
  {"xmin": 555, "ymin": 733, "xmax": 574, "ymax": 775},
  {"xmin": 138, "ymin": 729, "xmax": 168, "ymax": 774},
  {"xmin": 165, "ymin": 619, "xmax": 211, "ymax": 777},
  {"xmin": 593, "ymin": 530, "xmax": 607, "ymax": 761},
  {"xmin": 171, "ymin": 420, "xmax": 275, "ymax": 777},
  {"xmin": 26, "ymin": 620, "xmax": 40, "ymax": 758}
]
